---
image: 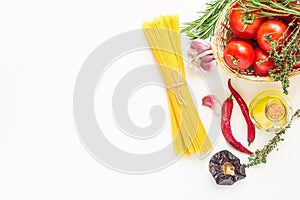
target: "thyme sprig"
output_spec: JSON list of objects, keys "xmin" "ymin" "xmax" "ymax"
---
[
  {"xmin": 246, "ymin": 109, "xmax": 300, "ymax": 168},
  {"xmin": 268, "ymin": 21, "xmax": 300, "ymax": 95},
  {"xmin": 181, "ymin": 0, "xmax": 231, "ymax": 40}
]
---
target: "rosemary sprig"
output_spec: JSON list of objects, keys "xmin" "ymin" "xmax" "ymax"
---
[
  {"xmin": 246, "ymin": 109, "xmax": 300, "ymax": 168},
  {"xmin": 181, "ymin": 0, "xmax": 231, "ymax": 40},
  {"xmin": 244, "ymin": 0, "xmax": 300, "ymax": 17}
]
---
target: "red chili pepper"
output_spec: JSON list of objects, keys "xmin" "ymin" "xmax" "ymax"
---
[
  {"xmin": 221, "ymin": 96, "xmax": 253, "ymax": 155},
  {"xmin": 228, "ymin": 79, "xmax": 256, "ymax": 146}
]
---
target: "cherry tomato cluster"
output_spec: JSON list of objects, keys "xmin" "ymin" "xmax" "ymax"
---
[{"xmin": 224, "ymin": 2, "xmax": 300, "ymax": 77}]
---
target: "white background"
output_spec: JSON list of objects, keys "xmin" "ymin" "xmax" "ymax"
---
[{"xmin": 1, "ymin": 0, "xmax": 300, "ymax": 199}]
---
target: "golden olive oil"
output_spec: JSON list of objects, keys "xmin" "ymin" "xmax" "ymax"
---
[{"xmin": 249, "ymin": 90, "xmax": 292, "ymax": 132}]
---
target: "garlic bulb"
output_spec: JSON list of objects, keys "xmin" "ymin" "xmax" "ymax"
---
[{"xmin": 188, "ymin": 39, "xmax": 215, "ymax": 71}]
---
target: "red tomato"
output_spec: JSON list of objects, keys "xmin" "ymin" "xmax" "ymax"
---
[
  {"xmin": 257, "ymin": 20, "xmax": 291, "ymax": 51},
  {"xmin": 229, "ymin": 4, "xmax": 266, "ymax": 39},
  {"xmin": 293, "ymin": 52, "xmax": 300, "ymax": 69},
  {"xmin": 290, "ymin": 1, "xmax": 300, "ymax": 6},
  {"xmin": 294, "ymin": 61, "xmax": 300, "ymax": 69},
  {"xmin": 253, "ymin": 47, "xmax": 275, "ymax": 76},
  {"xmin": 224, "ymin": 40, "xmax": 255, "ymax": 70},
  {"xmin": 227, "ymin": 36, "xmax": 256, "ymax": 49}
]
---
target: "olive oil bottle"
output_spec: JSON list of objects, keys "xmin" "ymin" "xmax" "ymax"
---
[{"xmin": 249, "ymin": 90, "xmax": 293, "ymax": 132}]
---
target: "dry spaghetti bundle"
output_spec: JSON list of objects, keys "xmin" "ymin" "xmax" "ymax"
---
[{"xmin": 142, "ymin": 14, "xmax": 213, "ymax": 155}]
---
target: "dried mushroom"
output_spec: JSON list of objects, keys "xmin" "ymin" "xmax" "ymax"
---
[{"xmin": 209, "ymin": 150, "xmax": 246, "ymax": 185}]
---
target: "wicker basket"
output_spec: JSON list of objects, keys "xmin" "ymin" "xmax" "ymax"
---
[{"xmin": 211, "ymin": 0, "xmax": 300, "ymax": 82}]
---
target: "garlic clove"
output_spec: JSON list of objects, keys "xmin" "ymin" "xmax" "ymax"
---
[
  {"xmin": 190, "ymin": 39, "xmax": 211, "ymax": 53},
  {"xmin": 201, "ymin": 59, "xmax": 217, "ymax": 72},
  {"xmin": 202, "ymin": 95, "xmax": 221, "ymax": 115},
  {"xmin": 200, "ymin": 54, "xmax": 215, "ymax": 63}
]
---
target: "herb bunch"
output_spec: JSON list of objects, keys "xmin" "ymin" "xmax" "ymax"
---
[
  {"xmin": 242, "ymin": 0, "xmax": 300, "ymax": 17},
  {"xmin": 181, "ymin": 0, "xmax": 230, "ymax": 40},
  {"xmin": 246, "ymin": 109, "xmax": 300, "ymax": 168},
  {"xmin": 268, "ymin": 23, "xmax": 300, "ymax": 95}
]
